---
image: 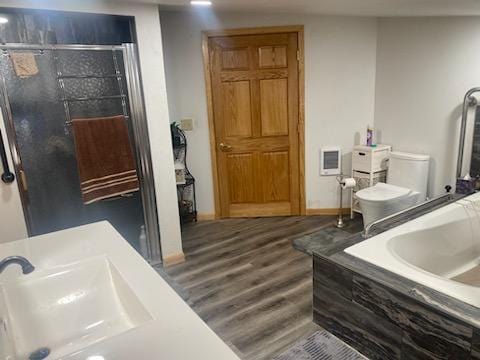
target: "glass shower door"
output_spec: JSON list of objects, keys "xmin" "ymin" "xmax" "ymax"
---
[{"xmin": 0, "ymin": 47, "xmax": 147, "ymax": 251}]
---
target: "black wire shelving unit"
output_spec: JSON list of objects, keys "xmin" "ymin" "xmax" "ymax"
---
[{"xmin": 171, "ymin": 124, "xmax": 197, "ymax": 223}]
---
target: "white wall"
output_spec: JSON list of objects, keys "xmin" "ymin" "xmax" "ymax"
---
[
  {"xmin": 160, "ymin": 10, "xmax": 378, "ymax": 212},
  {"xmin": 0, "ymin": 0, "xmax": 182, "ymax": 259},
  {"xmin": 375, "ymin": 17, "xmax": 480, "ymax": 197}
]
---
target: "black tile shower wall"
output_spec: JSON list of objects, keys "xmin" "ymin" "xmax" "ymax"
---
[
  {"xmin": 0, "ymin": 8, "xmax": 133, "ymax": 45},
  {"xmin": 313, "ymin": 253, "xmax": 480, "ymax": 359}
]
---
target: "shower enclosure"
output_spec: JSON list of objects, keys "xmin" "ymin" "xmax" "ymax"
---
[{"xmin": 0, "ymin": 43, "xmax": 161, "ymax": 263}]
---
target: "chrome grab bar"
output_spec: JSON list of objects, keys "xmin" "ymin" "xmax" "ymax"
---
[
  {"xmin": 457, "ymin": 87, "xmax": 480, "ymax": 179},
  {"xmin": 0, "ymin": 129, "xmax": 14, "ymax": 184},
  {"xmin": 362, "ymin": 192, "xmax": 454, "ymax": 239}
]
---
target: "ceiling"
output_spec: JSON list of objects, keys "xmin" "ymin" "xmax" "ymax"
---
[{"xmin": 147, "ymin": 0, "xmax": 480, "ymax": 17}]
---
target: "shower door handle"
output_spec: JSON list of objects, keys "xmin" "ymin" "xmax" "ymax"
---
[{"xmin": 0, "ymin": 129, "xmax": 14, "ymax": 184}]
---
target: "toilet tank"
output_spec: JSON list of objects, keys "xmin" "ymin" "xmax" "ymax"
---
[{"xmin": 387, "ymin": 151, "xmax": 430, "ymax": 201}]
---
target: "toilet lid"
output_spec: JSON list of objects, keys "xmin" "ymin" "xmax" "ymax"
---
[{"xmin": 356, "ymin": 183, "xmax": 412, "ymax": 202}]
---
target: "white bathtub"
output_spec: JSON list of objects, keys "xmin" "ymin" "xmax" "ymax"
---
[{"xmin": 345, "ymin": 192, "xmax": 480, "ymax": 308}]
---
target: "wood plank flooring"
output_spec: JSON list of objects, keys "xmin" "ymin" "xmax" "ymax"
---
[{"xmin": 164, "ymin": 216, "xmax": 335, "ymax": 359}]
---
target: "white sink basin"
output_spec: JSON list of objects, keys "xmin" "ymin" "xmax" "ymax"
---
[
  {"xmin": 0, "ymin": 256, "xmax": 152, "ymax": 359},
  {"xmin": 0, "ymin": 222, "xmax": 240, "ymax": 360}
]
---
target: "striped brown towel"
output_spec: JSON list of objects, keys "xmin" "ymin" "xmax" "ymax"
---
[{"xmin": 71, "ymin": 115, "xmax": 139, "ymax": 204}]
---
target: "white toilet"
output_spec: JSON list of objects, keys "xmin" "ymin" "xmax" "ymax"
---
[{"xmin": 356, "ymin": 151, "xmax": 430, "ymax": 226}]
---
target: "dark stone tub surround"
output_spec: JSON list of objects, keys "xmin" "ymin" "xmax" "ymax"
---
[
  {"xmin": 312, "ymin": 194, "xmax": 480, "ymax": 359},
  {"xmin": 314, "ymin": 253, "xmax": 480, "ymax": 359}
]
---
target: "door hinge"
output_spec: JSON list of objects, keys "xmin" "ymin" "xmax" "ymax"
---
[{"xmin": 296, "ymin": 50, "xmax": 300, "ymax": 61}]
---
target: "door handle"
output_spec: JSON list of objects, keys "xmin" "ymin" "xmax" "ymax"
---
[
  {"xmin": 0, "ymin": 129, "xmax": 14, "ymax": 184},
  {"xmin": 19, "ymin": 169, "xmax": 27, "ymax": 192},
  {"xmin": 219, "ymin": 143, "xmax": 232, "ymax": 152}
]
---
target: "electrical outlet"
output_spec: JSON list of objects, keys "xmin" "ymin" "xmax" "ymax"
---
[{"xmin": 180, "ymin": 118, "xmax": 194, "ymax": 131}]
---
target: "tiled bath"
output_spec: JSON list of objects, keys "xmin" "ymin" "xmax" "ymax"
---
[
  {"xmin": 313, "ymin": 252, "xmax": 480, "ymax": 359},
  {"xmin": 311, "ymin": 194, "xmax": 480, "ymax": 359}
]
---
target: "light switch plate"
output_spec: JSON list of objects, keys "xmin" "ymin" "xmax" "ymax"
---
[{"xmin": 180, "ymin": 118, "xmax": 194, "ymax": 131}]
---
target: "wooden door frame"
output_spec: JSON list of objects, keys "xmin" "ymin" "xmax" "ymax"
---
[{"xmin": 202, "ymin": 25, "xmax": 306, "ymax": 219}]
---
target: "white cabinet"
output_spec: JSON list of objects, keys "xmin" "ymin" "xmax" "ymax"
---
[{"xmin": 351, "ymin": 144, "xmax": 391, "ymax": 218}]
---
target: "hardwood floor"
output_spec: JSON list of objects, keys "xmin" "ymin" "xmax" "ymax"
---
[{"xmin": 164, "ymin": 216, "xmax": 335, "ymax": 359}]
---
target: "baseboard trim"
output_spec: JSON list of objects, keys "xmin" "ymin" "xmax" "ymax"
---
[
  {"xmin": 200, "ymin": 209, "xmax": 351, "ymax": 218},
  {"xmin": 306, "ymin": 208, "xmax": 351, "ymax": 216},
  {"xmin": 197, "ymin": 212, "xmax": 216, "ymax": 221},
  {"xmin": 163, "ymin": 252, "xmax": 186, "ymax": 267}
]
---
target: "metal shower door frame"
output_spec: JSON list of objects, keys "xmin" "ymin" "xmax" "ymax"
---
[
  {"xmin": 0, "ymin": 43, "xmax": 162, "ymax": 264},
  {"xmin": 122, "ymin": 43, "xmax": 162, "ymax": 264}
]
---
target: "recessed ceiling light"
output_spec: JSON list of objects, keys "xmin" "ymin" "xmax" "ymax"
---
[
  {"xmin": 0, "ymin": 17, "xmax": 8, "ymax": 24},
  {"xmin": 190, "ymin": 0, "xmax": 212, "ymax": 6}
]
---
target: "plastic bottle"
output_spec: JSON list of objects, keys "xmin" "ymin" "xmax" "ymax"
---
[
  {"xmin": 366, "ymin": 125, "xmax": 374, "ymax": 146},
  {"xmin": 139, "ymin": 225, "xmax": 148, "ymax": 258}
]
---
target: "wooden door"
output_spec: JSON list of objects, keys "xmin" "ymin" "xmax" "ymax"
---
[{"xmin": 208, "ymin": 31, "xmax": 301, "ymax": 217}]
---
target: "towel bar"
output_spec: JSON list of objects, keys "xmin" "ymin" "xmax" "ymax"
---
[
  {"xmin": 65, "ymin": 115, "xmax": 130, "ymax": 126},
  {"xmin": 53, "ymin": 48, "xmax": 130, "ymax": 128},
  {"xmin": 61, "ymin": 94, "xmax": 126, "ymax": 102},
  {"xmin": 57, "ymin": 74, "xmax": 123, "ymax": 79}
]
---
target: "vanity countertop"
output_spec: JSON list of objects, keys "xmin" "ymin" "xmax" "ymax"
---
[{"xmin": 0, "ymin": 221, "xmax": 240, "ymax": 360}]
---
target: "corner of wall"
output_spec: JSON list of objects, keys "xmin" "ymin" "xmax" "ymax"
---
[{"xmin": 372, "ymin": 17, "xmax": 380, "ymax": 130}]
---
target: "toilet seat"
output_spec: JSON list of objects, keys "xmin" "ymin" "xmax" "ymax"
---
[
  {"xmin": 356, "ymin": 183, "xmax": 412, "ymax": 202},
  {"xmin": 356, "ymin": 182, "xmax": 421, "ymax": 226}
]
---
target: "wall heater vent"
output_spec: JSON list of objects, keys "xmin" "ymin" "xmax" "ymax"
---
[{"xmin": 320, "ymin": 147, "xmax": 341, "ymax": 176}]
